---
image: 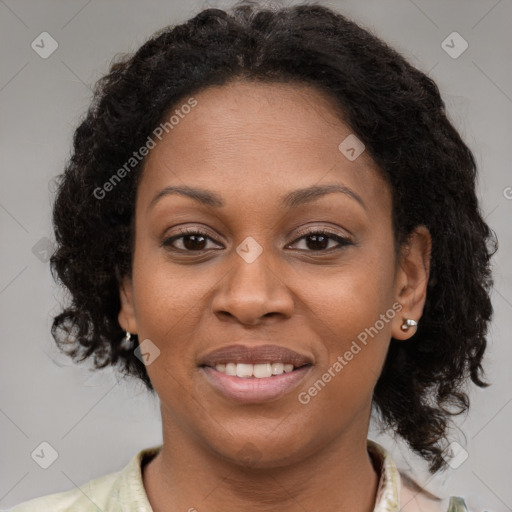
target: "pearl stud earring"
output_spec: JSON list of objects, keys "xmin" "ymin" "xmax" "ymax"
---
[{"xmin": 401, "ymin": 318, "xmax": 417, "ymax": 331}]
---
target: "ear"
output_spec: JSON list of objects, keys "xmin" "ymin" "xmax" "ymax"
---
[
  {"xmin": 118, "ymin": 276, "xmax": 138, "ymax": 335},
  {"xmin": 391, "ymin": 225, "xmax": 432, "ymax": 340}
]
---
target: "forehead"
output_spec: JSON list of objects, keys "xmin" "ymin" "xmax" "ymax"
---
[{"xmin": 137, "ymin": 80, "xmax": 390, "ymax": 218}]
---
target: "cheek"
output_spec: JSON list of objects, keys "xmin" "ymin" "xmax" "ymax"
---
[
  {"xmin": 300, "ymin": 248, "xmax": 396, "ymax": 388},
  {"xmin": 130, "ymin": 248, "xmax": 215, "ymax": 380},
  {"xmin": 132, "ymin": 236, "xmax": 215, "ymax": 330},
  {"xmin": 129, "ymin": 262, "xmax": 206, "ymax": 414},
  {"xmin": 304, "ymin": 248, "xmax": 396, "ymax": 333}
]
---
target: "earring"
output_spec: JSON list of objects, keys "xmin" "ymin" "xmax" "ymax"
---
[
  {"xmin": 401, "ymin": 318, "xmax": 417, "ymax": 331},
  {"xmin": 120, "ymin": 330, "xmax": 133, "ymax": 350}
]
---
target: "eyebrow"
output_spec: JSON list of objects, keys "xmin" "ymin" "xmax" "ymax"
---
[{"xmin": 147, "ymin": 183, "xmax": 366, "ymax": 212}]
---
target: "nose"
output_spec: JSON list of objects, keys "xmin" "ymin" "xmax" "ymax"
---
[{"xmin": 211, "ymin": 249, "xmax": 294, "ymax": 326}]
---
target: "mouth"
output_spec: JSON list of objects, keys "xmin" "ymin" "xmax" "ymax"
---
[
  {"xmin": 197, "ymin": 344, "xmax": 314, "ymax": 403},
  {"xmin": 200, "ymin": 364, "xmax": 312, "ymax": 403}
]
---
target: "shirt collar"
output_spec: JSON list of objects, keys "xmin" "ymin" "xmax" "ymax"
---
[{"xmin": 367, "ymin": 439, "xmax": 402, "ymax": 512}]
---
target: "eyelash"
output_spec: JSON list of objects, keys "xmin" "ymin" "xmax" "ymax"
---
[{"xmin": 162, "ymin": 227, "xmax": 353, "ymax": 254}]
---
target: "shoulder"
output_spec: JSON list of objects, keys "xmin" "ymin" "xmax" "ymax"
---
[
  {"xmin": 400, "ymin": 472, "xmax": 470, "ymax": 512},
  {"xmin": 4, "ymin": 470, "xmax": 119, "ymax": 512},
  {"xmin": 5, "ymin": 444, "xmax": 161, "ymax": 512},
  {"xmin": 366, "ymin": 440, "xmax": 474, "ymax": 512}
]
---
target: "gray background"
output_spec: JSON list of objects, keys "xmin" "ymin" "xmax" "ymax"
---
[{"xmin": 1, "ymin": 0, "xmax": 511, "ymax": 510}]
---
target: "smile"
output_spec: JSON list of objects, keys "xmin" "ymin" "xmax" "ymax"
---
[{"xmin": 200, "ymin": 364, "xmax": 312, "ymax": 403}]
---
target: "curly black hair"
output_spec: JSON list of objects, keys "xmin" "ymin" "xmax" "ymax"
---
[{"xmin": 49, "ymin": 1, "xmax": 497, "ymax": 474}]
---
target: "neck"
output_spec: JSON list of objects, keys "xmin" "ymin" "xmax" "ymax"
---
[{"xmin": 143, "ymin": 419, "xmax": 380, "ymax": 512}]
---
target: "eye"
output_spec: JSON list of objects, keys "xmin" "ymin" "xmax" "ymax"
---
[
  {"xmin": 162, "ymin": 227, "xmax": 353, "ymax": 254},
  {"xmin": 287, "ymin": 229, "xmax": 353, "ymax": 252},
  {"xmin": 162, "ymin": 228, "xmax": 222, "ymax": 252}
]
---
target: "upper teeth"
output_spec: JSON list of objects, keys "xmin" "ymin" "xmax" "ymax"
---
[{"xmin": 215, "ymin": 362, "xmax": 295, "ymax": 378}]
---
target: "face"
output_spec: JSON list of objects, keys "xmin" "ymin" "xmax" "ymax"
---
[{"xmin": 119, "ymin": 80, "xmax": 430, "ymax": 467}]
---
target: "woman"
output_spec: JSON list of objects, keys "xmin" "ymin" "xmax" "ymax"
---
[{"xmin": 11, "ymin": 2, "xmax": 496, "ymax": 511}]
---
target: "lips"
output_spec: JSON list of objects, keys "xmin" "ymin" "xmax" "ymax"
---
[
  {"xmin": 201, "ymin": 365, "xmax": 312, "ymax": 403},
  {"xmin": 198, "ymin": 343, "xmax": 314, "ymax": 368},
  {"xmin": 198, "ymin": 344, "xmax": 314, "ymax": 403}
]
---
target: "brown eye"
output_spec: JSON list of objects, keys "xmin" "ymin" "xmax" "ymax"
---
[
  {"xmin": 162, "ymin": 229, "xmax": 222, "ymax": 252},
  {"xmin": 288, "ymin": 230, "xmax": 353, "ymax": 252}
]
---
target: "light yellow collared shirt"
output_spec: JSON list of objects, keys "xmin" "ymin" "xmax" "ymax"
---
[{"xmin": 7, "ymin": 440, "xmax": 470, "ymax": 512}]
